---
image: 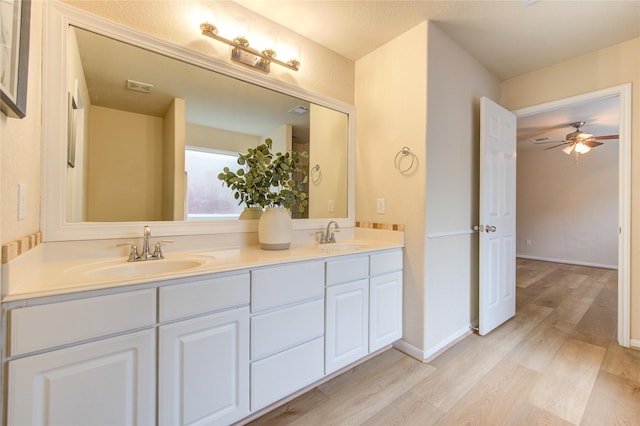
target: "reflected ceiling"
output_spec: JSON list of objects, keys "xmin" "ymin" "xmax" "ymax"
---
[{"xmin": 74, "ymin": 27, "xmax": 311, "ymax": 140}]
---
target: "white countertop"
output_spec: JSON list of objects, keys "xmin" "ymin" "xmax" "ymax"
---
[{"xmin": 2, "ymin": 232, "xmax": 403, "ymax": 302}]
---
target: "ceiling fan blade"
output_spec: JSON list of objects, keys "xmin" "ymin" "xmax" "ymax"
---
[
  {"xmin": 533, "ymin": 140, "xmax": 565, "ymax": 145},
  {"xmin": 543, "ymin": 142, "xmax": 571, "ymax": 150},
  {"xmin": 583, "ymin": 140, "xmax": 604, "ymax": 148},
  {"xmin": 591, "ymin": 134, "xmax": 619, "ymax": 140}
]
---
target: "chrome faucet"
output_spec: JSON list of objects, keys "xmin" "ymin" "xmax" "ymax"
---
[
  {"xmin": 142, "ymin": 225, "xmax": 152, "ymax": 259},
  {"xmin": 320, "ymin": 220, "xmax": 339, "ymax": 244},
  {"xmin": 118, "ymin": 225, "xmax": 172, "ymax": 262}
]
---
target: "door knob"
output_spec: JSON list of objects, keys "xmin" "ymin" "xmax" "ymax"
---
[
  {"xmin": 473, "ymin": 225, "xmax": 484, "ymax": 232},
  {"xmin": 486, "ymin": 225, "xmax": 497, "ymax": 232}
]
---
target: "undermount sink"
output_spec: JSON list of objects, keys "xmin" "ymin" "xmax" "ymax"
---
[
  {"xmin": 79, "ymin": 256, "xmax": 213, "ymax": 279},
  {"xmin": 316, "ymin": 241, "xmax": 369, "ymax": 251}
]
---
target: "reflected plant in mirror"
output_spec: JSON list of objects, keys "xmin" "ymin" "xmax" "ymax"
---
[{"xmin": 218, "ymin": 138, "xmax": 309, "ymax": 219}]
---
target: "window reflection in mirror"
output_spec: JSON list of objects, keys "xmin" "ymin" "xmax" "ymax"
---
[
  {"xmin": 66, "ymin": 26, "xmax": 348, "ymax": 223},
  {"xmin": 185, "ymin": 148, "xmax": 243, "ymax": 220}
]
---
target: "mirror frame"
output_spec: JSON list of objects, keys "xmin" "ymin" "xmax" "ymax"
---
[{"xmin": 42, "ymin": 1, "xmax": 355, "ymax": 241}]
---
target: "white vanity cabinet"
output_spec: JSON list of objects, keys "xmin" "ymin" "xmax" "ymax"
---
[
  {"xmin": 158, "ymin": 273, "xmax": 250, "ymax": 426},
  {"xmin": 6, "ymin": 289, "xmax": 157, "ymax": 426},
  {"xmin": 325, "ymin": 249, "xmax": 403, "ymax": 374},
  {"xmin": 250, "ymin": 261, "xmax": 325, "ymax": 411},
  {"xmin": 2, "ymin": 244, "xmax": 403, "ymax": 425}
]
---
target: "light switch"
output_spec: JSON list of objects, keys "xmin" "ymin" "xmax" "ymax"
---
[{"xmin": 376, "ymin": 198, "xmax": 385, "ymax": 214}]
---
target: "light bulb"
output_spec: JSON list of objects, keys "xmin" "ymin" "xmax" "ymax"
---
[{"xmin": 575, "ymin": 142, "xmax": 591, "ymax": 154}]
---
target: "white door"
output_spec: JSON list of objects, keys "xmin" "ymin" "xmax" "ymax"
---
[{"xmin": 479, "ymin": 97, "xmax": 517, "ymax": 335}]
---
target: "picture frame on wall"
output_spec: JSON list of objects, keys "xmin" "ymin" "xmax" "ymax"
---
[
  {"xmin": 1, "ymin": 0, "xmax": 31, "ymax": 119},
  {"xmin": 67, "ymin": 93, "xmax": 77, "ymax": 168}
]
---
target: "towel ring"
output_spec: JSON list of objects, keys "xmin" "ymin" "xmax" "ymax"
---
[
  {"xmin": 310, "ymin": 164, "xmax": 322, "ymax": 184},
  {"xmin": 394, "ymin": 147, "xmax": 416, "ymax": 173}
]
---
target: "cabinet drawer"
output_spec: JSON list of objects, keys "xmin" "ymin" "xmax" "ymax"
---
[
  {"xmin": 251, "ymin": 298, "xmax": 324, "ymax": 360},
  {"xmin": 159, "ymin": 273, "xmax": 250, "ymax": 322},
  {"xmin": 325, "ymin": 255, "xmax": 369, "ymax": 286},
  {"xmin": 251, "ymin": 261, "xmax": 324, "ymax": 312},
  {"xmin": 250, "ymin": 337, "xmax": 324, "ymax": 411},
  {"xmin": 9, "ymin": 289, "xmax": 156, "ymax": 357},
  {"xmin": 370, "ymin": 250, "xmax": 403, "ymax": 276}
]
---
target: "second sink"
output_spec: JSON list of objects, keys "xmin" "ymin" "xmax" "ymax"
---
[{"xmin": 316, "ymin": 241, "xmax": 369, "ymax": 251}]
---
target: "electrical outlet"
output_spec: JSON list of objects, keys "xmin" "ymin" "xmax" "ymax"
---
[
  {"xmin": 376, "ymin": 198, "xmax": 385, "ymax": 214},
  {"xmin": 525, "ymin": 239, "xmax": 532, "ymax": 246},
  {"xmin": 328, "ymin": 199, "xmax": 334, "ymax": 212}
]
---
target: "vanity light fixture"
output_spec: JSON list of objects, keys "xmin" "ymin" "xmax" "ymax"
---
[{"xmin": 200, "ymin": 22, "xmax": 300, "ymax": 73}]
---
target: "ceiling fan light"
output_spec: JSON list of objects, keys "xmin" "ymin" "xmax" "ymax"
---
[
  {"xmin": 562, "ymin": 144, "xmax": 574, "ymax": 155},
  {"xmin": 575, "ymin": 142, "xmax": 591, "ymax": 154}
]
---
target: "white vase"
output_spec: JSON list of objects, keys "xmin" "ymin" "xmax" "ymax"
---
[
  {"xmin": 239, "ymin": 206, "xmax": 263, "ymax": 220},
  {"xmin": 258, "ymin": 207, "xmax": 292, "ymax": 250}
]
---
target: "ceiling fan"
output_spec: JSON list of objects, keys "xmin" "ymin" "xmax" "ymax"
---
[{"xmin": 534, "ymin": 121, "xmax": 618, "ymax": 155}]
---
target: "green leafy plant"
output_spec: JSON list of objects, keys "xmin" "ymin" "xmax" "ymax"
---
[{"xmin": 218, "ymin": 138, "xmax": 309, "ymax": 213}]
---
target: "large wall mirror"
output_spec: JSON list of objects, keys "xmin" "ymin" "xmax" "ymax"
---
[{"xmin": 43, "ymin": 2, "xmax": 355, "ymax": 241}]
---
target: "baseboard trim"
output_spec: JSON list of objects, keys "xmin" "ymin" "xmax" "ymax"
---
[
  {"xmin": 423, "ymin": 326, "xmax": 474, "ymax": 362},
  {"xmin": 516, "ymin": 254, "xmax": 617, "ymax": 270},
  {"xmin": 394, "ymin": 325, "xmax": 475, "ymax": 363},
  {"xmin": 629, "ymin": 339, "xmax": 640, "ymax": 350},
  {"xmin": 393, "ymin": 340, "xmax": 425, "ymax": 362}
]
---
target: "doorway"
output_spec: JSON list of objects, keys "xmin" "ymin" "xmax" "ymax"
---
[{"xmin": 512, "ymin": 84, "xmax": 631, "ymax": 347}]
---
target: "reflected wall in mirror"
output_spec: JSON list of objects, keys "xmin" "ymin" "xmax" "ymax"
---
[{"xmin": 66, "ymin": 26, "xmax": 348, "ymax": 223}]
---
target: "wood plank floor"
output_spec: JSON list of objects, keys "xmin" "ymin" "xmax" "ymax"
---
[{"xmin": 249, "ymin": 259, "xmax": 640, "ymax": 425}]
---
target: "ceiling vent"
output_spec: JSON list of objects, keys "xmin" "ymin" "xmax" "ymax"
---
[
  {"xmin": 288, "ymin": 106, "xmax": 309, "ymax": 115},
  {"xmin": 126, "ymin": 79, "xmax": 154, "ymax": 94}
]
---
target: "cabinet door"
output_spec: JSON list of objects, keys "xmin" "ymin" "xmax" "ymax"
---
[
  {"xmin": 370, "ymin": 271, "xmax": 403, "ymax": 352},
  {"xmin": 159, "ymin": 307, "xmax": 250, "ymax": 426},
  {"xmin": 325, "ymin": 279, "xmax": 369, "ymax": 374},
  {"xmin": 7, "ymin": 329, "xmax": 156, "ymax": 426}
]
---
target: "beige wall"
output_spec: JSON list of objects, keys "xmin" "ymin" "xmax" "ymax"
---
[
  {"xmin": 501, "ymin": 37, "xmax": 640, "ymax": 344},
  {"xmin": 186, "ymin": 124, "xmax": 260, "ymax": 153},
  {"xmin": 517, "ymin": 142, "xmax": 618, "ymax": 268},
  {"xmin": 356, "ymin": 22, "xmax": 428, "ymax": 352},
  {"xmin": 162, "ymin": 98, "xmax": 186, "ymax": 221},
  {"xmin": 87, "ymin": 106, "xmax": 164, "ymax": 221},
  {"xmin": 309, "ymin": 104, "xmax": 348, "ymax": 219},
  {"xmin": 356, "ymin": 21, "xmax": 501, "ymax": 358},
  {"xmin": 424, "ymin": 23, "xmax": 501, "ymax": 355},
  {"xmin": 0, "ymin": 1, "xmax": 43, "ymax": 243}
]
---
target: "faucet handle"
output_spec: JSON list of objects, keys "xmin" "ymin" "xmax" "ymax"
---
[
  {"xmin": 152, "ymin": 240, "xmax": 174, "ymax": 259},
  {"xmin": 117, "ymin": 242, "xmax": 140, "ymax": 261}
]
